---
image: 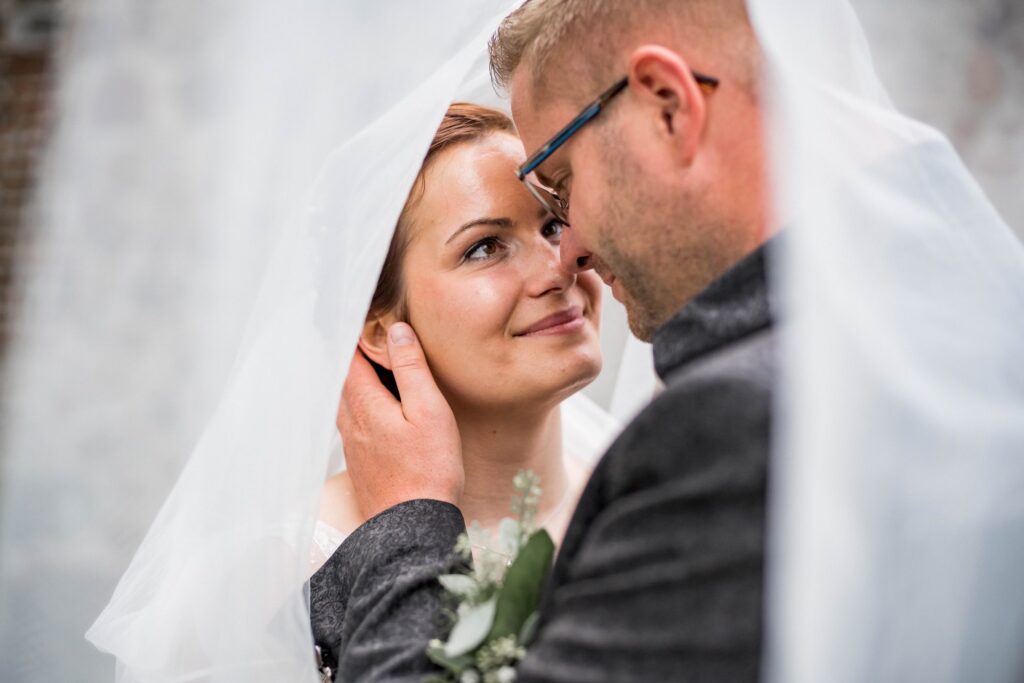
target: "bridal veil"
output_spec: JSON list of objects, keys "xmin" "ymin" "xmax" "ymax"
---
[
  {"xmin": 751, "ymin": 1, "xmax": 1024, "ymax": 680},
  {"xmin": 49, "ymin": 2, "xmax": 633, "ymax": 681},
  {"xmin": 0, "ymin": 0, "xmax": 1021, "ymax": 682}
]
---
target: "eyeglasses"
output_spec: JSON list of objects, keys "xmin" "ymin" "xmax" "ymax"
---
[{"xmin": 515, "ymin": 71, "xmax": 719, "ymax": 225}]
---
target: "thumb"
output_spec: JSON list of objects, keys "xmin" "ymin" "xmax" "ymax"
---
[{"xmin": 386, "ymin": 322, "xmax": 449, "ymax": 421}]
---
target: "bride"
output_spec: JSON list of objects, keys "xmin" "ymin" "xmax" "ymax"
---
[{"xmin": 310, "ymin": 102, "xmax": 603, "ymax": 573}]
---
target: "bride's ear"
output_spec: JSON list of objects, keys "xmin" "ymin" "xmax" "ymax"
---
[{"xmin": 358, "ymin": 314, "xmax": 395, "ymax": 369}]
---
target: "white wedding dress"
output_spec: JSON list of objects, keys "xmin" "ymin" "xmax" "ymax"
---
[{"xmin": 309, "ymin": 521, "xmax": 349, "ymax": 576}]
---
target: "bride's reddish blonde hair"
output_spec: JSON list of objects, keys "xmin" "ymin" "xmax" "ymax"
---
[{"xmin": 368, "ymin": 102, "xmax": 515, "ymax": 320}]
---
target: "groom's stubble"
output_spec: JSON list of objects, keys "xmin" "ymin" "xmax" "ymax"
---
[{"xmin": 596, "ymin": 128, "xmax": 740, "ymax": 341}]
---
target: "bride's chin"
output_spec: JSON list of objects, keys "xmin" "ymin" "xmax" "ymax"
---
[
  {"xmin": 543, "ymin": 358, "xmax": 603, "ymax": 405},
  {"xmin": 443, "ymin": 352, "xmax": 602, "ymax": 413}
]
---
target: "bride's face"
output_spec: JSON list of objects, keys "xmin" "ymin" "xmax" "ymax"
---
[{"xmin": 400, "ymin": 132, "xmax": 602, "ymax": 412}]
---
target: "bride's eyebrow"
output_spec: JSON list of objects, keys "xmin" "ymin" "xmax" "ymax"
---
[{"xmin": 445, "ymin": 217, "xmax": 514, "ymax": 245}]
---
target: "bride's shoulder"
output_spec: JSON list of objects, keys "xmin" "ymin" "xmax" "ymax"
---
[{"xmin": 317, "ymin": 471, "xmax": 364, "ymax": 537}]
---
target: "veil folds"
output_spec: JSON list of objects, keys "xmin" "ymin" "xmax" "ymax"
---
[
  {"xmin": 33, "ymin": 2, "xmax": 643, "ymax": 681},
  {"xmin": 750, "ymin": 1, "xmax": 1024, "ymax": 681}
]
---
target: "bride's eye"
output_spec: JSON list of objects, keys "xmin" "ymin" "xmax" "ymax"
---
[
  {"xmin": 541, "ymin": 218, "xmax": 564, "ymax": 242},
  {"xmin": 464, "ymin": 237, "xmax": 505, "ymax": 262}
]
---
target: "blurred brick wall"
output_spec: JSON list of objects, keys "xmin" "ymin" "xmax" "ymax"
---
[{"xmin": 0, "ymin": 0, "xmax": 59, "ymax": 354}]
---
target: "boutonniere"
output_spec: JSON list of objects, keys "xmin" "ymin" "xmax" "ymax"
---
[{"xmin": 427, "ymin": 470, "xmax": 554, "ymax": 683}]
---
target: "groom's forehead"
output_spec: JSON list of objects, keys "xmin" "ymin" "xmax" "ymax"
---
[{"xmin": 509, "ymin": 70, "xmax": 578, "ymax": 151}]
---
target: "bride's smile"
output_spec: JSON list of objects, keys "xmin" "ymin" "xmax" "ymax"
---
[{"xmin": 513, "ymin": 304, "xmax": 585, "ymax": 336}]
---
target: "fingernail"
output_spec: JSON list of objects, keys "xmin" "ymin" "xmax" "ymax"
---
[{"xmin": 389, "ymin": 323, "xmax": 413, "ymax": 346}]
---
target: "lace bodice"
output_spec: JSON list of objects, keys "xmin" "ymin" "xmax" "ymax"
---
[{"xmin": 309, "ymin": 520, "xmax": 348, "ymax": 576}]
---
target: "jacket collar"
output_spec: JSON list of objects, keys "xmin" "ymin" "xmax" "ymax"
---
[{"xmin": 651, "ymin": 242, "xmax": 774, "ymax": 379}]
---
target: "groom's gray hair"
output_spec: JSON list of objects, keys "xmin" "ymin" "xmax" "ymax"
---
[{"xmin": 489, "ymin": 0, "xmax": 761, "ymax": 100}]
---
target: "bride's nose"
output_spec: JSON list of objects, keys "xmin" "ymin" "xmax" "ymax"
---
[{"xmin": 523, "ymin": 237, "xmax": 574, "ymax": 298}]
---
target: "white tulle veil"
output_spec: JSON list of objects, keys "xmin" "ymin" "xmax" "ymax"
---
[
  {"xmin": 1, "ymin": 0, "xmax": 1022, "ymax": 682},
  {"xmin": 66, "ymin": 2, "xmax": 639, "ymax": 682},
  {"xmin": 748, "ymin": 0, "xmax": 1024, "ymax": 681}
]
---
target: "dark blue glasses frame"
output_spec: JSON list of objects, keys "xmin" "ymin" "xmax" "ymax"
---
[{"xmin": 515, "ymin": 71, "xmax": 719, "ymax": 224}]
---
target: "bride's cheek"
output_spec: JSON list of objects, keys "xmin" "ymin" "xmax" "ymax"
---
[{"xmin": 462, "ymin": 280, "xmax": 513, "ymax": 327}]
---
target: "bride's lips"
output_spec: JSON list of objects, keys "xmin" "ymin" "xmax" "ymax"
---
[{"xmin": 515, "ymin": 306, "xmax": 585, "ymax": 337}]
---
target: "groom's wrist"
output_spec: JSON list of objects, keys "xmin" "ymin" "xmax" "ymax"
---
[{"xmin": 356, "ymin": 485, "xmax": 463, "ymax": 521}]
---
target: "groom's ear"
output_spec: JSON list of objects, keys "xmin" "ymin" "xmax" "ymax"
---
[
  {"xmin": 358, "ymin": 315, "xmax": 396, "ymax": 370},
  {"xmin": 626, "ymin": 45, "xmax": 708, "ymax": 168}
]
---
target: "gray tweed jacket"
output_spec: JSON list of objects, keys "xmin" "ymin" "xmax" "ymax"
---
[{"xmin": 310, "ymin": 244, "xmax": 774, "ymax": 682}]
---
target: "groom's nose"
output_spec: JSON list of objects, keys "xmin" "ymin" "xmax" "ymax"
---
[{"xmin": 559, "ymin": 224, "xmax": 594, "ymax": 274}]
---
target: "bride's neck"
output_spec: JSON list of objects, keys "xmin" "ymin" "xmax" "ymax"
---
[{"xmin": 453, "ymin": 403, "xmax": 568, "ymax": 532}]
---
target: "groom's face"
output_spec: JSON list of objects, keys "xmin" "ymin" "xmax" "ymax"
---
[{"xmin": 510, "ymin": 58, "xmax": 763, "ymax": 341}]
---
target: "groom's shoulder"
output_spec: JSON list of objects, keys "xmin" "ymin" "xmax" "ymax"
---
[{"xmin": 602, "ymin": 327, "xmax": 775, "ymax": 494}]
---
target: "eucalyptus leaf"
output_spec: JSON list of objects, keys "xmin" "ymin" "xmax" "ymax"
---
[
  {"xmin": 427, "ymin": 643, "xmax": 474, "ymax": 672},
  {"xmin": 439, "ymin": 573, "xmax": 479, "ymax": 597},
  {"xmin": 445, "ymin": 597, "xmax": 497, "ymax": 657},
  {"xmin": 488, "ymin": 530, "xmax": 555, "ymax": 641},
  {"xmin": 518, "ymin": 611, "xmax": 540, "ymax": 646}
]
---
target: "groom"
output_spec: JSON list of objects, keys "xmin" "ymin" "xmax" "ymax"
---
[{"xmin": 314, "ymin": 1, "xmax": 776, "ymax": 679}]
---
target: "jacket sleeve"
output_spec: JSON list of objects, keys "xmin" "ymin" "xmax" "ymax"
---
[
  {"xmin": 310, "ymin": 498, "xmax": 466, "ymax": 682},
  {"xmin": 516, "ymin": 361, "xmax": 770, "ymax": 682}
]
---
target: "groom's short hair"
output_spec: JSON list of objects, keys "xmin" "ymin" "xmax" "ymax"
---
[{"xmin": 489, "ymin": 0, "xmax": 761, "ymax": 100}]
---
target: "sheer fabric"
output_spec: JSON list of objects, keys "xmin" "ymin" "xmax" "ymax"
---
[
  {"xmin": 69, "ymin": 3, "xmax": 637, "ymax": 682},
  {"xmin": 750, "ymin": 1, "xmax": 1024, "ymax": 681},
  {"xmin": 309, "ymin": 522, "xmax": 347, "ymax": 578}
]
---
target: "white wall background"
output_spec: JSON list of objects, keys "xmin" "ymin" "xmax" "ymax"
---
[{"xmin": 855, "ymin": 0, "xmax": 1023, "ymax": 238}]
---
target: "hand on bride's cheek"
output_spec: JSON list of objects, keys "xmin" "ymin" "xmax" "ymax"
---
[{"xmin": 387, "ymin": 134, "xmax": 603, "ymax": 413}]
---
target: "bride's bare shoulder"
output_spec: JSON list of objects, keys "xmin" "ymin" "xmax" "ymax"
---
[{"xmin": 318, "ymin": 471, "xmax": 365, "ymax": 536}]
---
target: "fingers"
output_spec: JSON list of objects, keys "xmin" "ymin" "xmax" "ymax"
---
[
  {"xmin": 385, "ymin": 322, "xmax": 449, "ymax": 422},
  {"xmin": 339, "ymin": 349, "xmax": 397, "ymax": 430}
]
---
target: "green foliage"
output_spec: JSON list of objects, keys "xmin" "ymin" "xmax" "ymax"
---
[
  {"xmin": 445, "ymin": 597, "xmax": 498, "ymax": 658},
  {"xmin": 427, "ymin": 644, "xmax": 474, "ymax": 671},
  {"xmin": 517, "ymin": 612, "xmax": 540, "ymax": 647},
  {"xmin": 439, "ymin": 574, "xmax": 481, "ymax": 599},
  {"xmin": 487, "ymin": 530, "xmax": 554, "ymax": 642},
  {"xmin": 427, "ymin": 470, "xmax": 555, "ymax": 683}
]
